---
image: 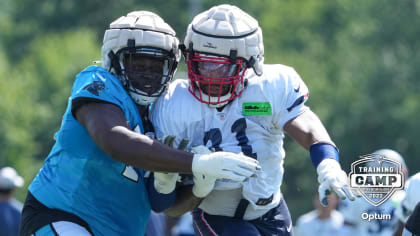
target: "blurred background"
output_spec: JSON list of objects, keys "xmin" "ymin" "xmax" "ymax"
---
[{"xmin": 0, "ymin": 0, "xmax": 419, "ymax": 223}]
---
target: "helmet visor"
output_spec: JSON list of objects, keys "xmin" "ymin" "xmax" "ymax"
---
[
  {"xmin": 195, "ymin": 61, "xmax": 238, "ymax": 78},
  {"xmin": 187, "ymin": 52, "xmax": 246, "ymax": 105},
  {"xmin": 192, "ymin": 54, "xmax": 239, "ymax": 96}
]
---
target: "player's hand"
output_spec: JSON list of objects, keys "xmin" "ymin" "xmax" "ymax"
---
[
  {"xmin": 191, "ymin": 145, "xmax": 261, "ymax": 182},
  {"xmin": 317, "ymin": 158, "xmax": 355, "ymax": 207},
  {"xmin": 190, "ymin": 146, "xmax": 216, "ymax": 198},
  {"xmin": 154, "ymin": 172, "xmax": 179, "ymax": 194},
  {"xmin": 153, "ymin": 135, "xmax": 188, "ymax": 194},
  {"xmin": 192, "ymin": 173, "xmax": 216, "ymax": 198}
]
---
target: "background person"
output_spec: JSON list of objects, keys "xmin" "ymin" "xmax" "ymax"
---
[
  {"xmin": 394, "ymin": 172, "xmax": 420, "ymax": 236},
  {"xmin": 403, "ymin": 201, "xmax": 420, "ymax": 236},
  {"xmin": 0, "ymin": 167, "xmax": 24, "ymax": 236},
  {"xmin": 295, "ymin": 193, "xmax": 344, "ymax": 236}
]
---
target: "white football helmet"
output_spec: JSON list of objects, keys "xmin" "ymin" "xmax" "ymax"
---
[
  {"xmin": 102, "ymin": 11, "xmax": 181, "ymax": 105},
  {"xmin": 183, "ymin": 4, "xmax": 264, "ymax": 107},
  {"xmin": 373, "ymin": 149, "xmax": 408, "ymax": 178}
]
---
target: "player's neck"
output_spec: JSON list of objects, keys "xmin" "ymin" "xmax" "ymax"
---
[{"xmin": 137, "ymin": 105, "xmax": 149, "ymax": 117}]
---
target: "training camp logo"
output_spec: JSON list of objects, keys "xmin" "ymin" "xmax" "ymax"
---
[{"xmin": 349, "ymin": 153, "xmax": 404, "ymax": 206}]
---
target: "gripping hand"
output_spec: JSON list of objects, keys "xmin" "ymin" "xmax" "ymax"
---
[
  {"xmin": 317, "ymin": 159, "xmax": 356, "ymax": 206},
  {"xmin": 191, "ymin": 146, "xmax": 260, "ymax": 182},
  {"xmin": 190, "ymin": 146, "xmax": 217, "ymax": 198},
  {"xmin": 153, "ymin": 136, "xmax": 189, "ymax": 194}
]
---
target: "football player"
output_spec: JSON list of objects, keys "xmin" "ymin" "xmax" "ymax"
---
[
  {"xmin": 0, "ymin": 167, "xmax": 24, "ymax": 236},
  {"xmin": 394, "ymin": 172, "xmax": 420, "ymax": 236},
  {"xmin": 151, "ymin": 4, "xmax": 356, "ymax": 235},
  {"xmin": 295, "ymin": 193, "xmax": 344, "ymax": 236},
  {"xmin": 339, "ymin": 149, "xmax": 408, "ymax": 236},
  {"xmin": 403, "ymin": 202, "xmax": 420, "ymax": 236},
  {"xmin": 19, "ymin": 11, "xmax": 260, "ymax": 236}
]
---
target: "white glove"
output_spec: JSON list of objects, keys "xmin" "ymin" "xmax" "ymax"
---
[
  {"xmin": 192, "ymin": 173, "xmax": 216, "ymax": 198},
  {"xmin": 317, "ymin": 158, "xmax": 356, "ymax": 206},
  {"xmin": 154, "ymin": 172, "xmax": 179, "ymax": 194},
  {"xmin": 190, "ymin": 146, "xmax": 217, "ymax": 198},
  {"xmin": 153, "ymin": 135, "xmax": 187, "ymax": 194},
  {"xmin": 192, "ymin": 147, "xmax": 260, "ymax": 182}
]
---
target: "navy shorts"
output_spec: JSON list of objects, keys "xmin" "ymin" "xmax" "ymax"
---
[{"xmin": 192, "ymin": 197, "xmax": 293, "ymax": 236}]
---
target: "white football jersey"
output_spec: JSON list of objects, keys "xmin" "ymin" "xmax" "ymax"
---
[
  {"xmin": 294, "ymin": 210, "xmax": 344, "ymax": 236},
  {"xmin": 151, "ymin": 64, "xmax": 309, "ymax": 220},
  {"xmin": 339, "ymin": 190, "xmax": 405, "ymax": 236}
]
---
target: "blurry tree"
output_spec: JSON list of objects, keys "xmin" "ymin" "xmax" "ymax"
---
[
  {"xmin": 0, "ymin": 29, "xmax": 99, "ymax": 200},
  {"xmin": 3, "ymin": 0, "xmax": 189, "ymax": 62}
]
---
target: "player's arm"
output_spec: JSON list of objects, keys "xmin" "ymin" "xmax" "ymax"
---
[
  {"xmin": 75, "ymin": 101, "xmax": 260, "ymax": 179},
  {"xmin": 162, "ymin": 185, "xmax": 202, "ymax": 217},
  {"xmin": 75, "ymin": 101, "xmax": 193, "ymax": 173},
  {"xmin": 161, "ymin": 146, "xmax": 218, "ymax": 216},
  {"xmin": 283, "ymin": 109, "xmax": 333, "ymax": 150},
  {"xmin": 147, "ymin": 143, "xmax": 215, "ymax": 216},
  {"xmin": 284, "ymin": 109, "xmax": 356, "ymax": 205}
]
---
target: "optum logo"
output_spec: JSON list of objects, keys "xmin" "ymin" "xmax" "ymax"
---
[{"xmin": 361, "ymin": 212, "xmax": 392, "ymax": 222}]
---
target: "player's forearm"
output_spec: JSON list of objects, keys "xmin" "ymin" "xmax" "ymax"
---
[
  {"xmin": 284, "ymin": 110, "xmax": 334, "ymax": 150},
  {"xmin": 76, "ymin": 101, "xmax": 194, "ymax": 173},
  {"xmin": 163, "ymin": 185, "xmax": 202, "ymax": 217},
  {"xmin": 104, "ymin": 126, "xmax": 194, "ymax": 173}
]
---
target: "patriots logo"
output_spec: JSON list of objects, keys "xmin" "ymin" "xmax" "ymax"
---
[{"xmin": 82, "ymin": 81, "xmax": 105, "ymax": 96}]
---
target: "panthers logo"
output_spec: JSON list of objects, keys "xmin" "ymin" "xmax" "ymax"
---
[{"xmin": 82, "ymin": 81, "xmax": 105, "ymax": 96}]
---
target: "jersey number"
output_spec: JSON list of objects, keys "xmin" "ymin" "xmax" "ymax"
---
[
  {"xmin": 203, "ymin": 118, "xmax": 257, "ymax": 158},
  {"xmin": 121, "ymin": 124, "xmax": 142, "ymax": 182},
  {"xmin": 122, "ymin": 165, "xmax": 139, "ymax": 182}
]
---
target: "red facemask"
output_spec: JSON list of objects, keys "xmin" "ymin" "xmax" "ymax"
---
[{"xmin": 187, "ymin": 52, "xmax": 247, "ymax": 106}]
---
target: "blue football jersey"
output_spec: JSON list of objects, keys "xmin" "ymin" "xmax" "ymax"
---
[{"xmin": 29, "ymin": 66, "xmax": 151, "ymax": 236}]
